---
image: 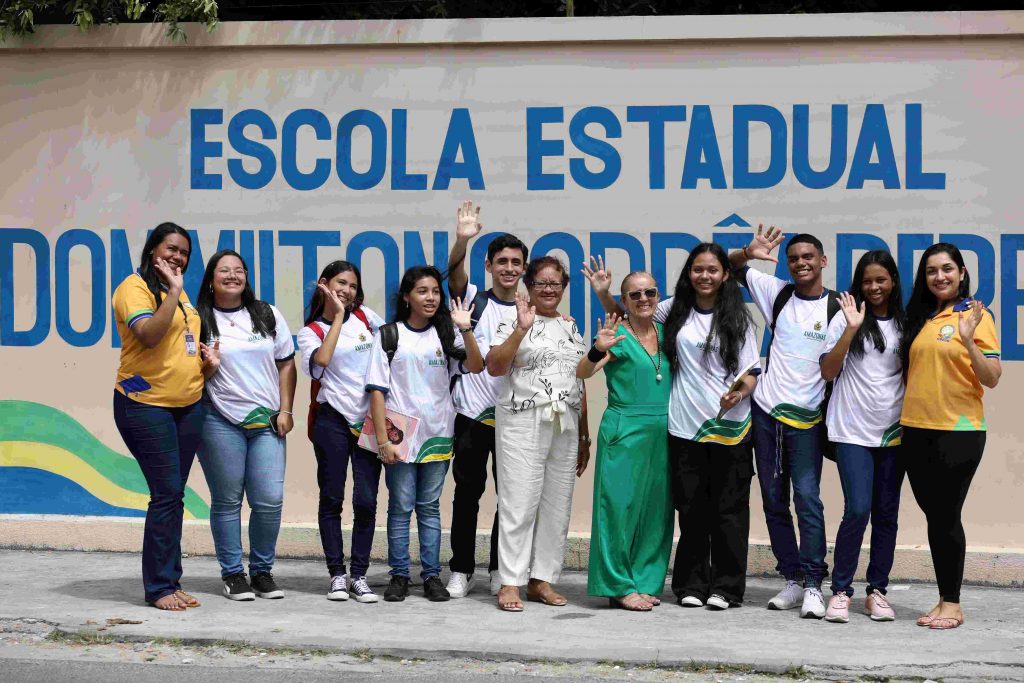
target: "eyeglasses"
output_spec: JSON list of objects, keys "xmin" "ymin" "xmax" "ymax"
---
[
  {"xmin": 531, "ymin": 281, "xmax": 564, "ymax": 291},
  {"xmin": 626, "ymin": 288, "xmax": 659, "ymax": 301}
]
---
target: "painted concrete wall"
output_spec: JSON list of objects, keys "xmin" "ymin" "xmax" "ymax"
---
[{"xmin": 1, "ymin": 12, "xmax": 1022, "ymax": 576}]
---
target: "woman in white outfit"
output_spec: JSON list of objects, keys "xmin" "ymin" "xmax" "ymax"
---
[{"xmin": 486, "ymin": 256, "xmax": 591, "ymax": 612}]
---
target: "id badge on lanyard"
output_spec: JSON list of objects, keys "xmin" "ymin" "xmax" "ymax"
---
[{"xmin": 184, "ymin": 329, "xmax": 197, "ymax": 356}]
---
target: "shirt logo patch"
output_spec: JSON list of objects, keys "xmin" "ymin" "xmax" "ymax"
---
[
  {"xmin": 814, "ymin": 321, "xmax": 823, "ymax": 331},
  {"xmin": 436, "ymin": 348, "xmax": 443, "ymax": 357},
  {"xmin": 938, "ymin": 324, "xmax": 956, "ymax": 342},
  {"xmin": 359, "ymin": 333, "xmax": 367, "ymax": 342}
]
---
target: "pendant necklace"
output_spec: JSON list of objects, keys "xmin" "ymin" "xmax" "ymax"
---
[
  {"xmin": 626, "ymin": 319, "xmax": 663, "ymax": 382},
  {"xmin": 223, "ymin": 308, "xmax": 246, "ymax": 328}
]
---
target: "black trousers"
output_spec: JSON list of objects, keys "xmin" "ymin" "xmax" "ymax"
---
[
  {"xmin": 902, "ymin": 426, "xmax": 985, "ymax": 604},
  {"xmin": 448, "ymin": 414, "xmax": 499, "ymax": 575},
  {"xmin": 669, "ymin": 434, "xmax": 754, "ymax": 604}
]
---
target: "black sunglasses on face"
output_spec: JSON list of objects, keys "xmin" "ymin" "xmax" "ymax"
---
[{"xmin": 626, "ymin": 288, "xmax": 659, "ymax": 301}]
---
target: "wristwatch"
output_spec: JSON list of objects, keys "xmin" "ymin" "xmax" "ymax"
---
[{"xmin": 579, "ymin": 435, "xmax": 592, "ymax": 446}]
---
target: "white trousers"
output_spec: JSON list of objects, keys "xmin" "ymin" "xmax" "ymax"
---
[{"xmin": 495, "ymin": 404, "xmax": 579, "ymax": 586}]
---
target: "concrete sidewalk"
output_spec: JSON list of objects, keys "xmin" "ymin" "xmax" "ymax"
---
[{"xmin": 2, "ymin": 549, "xmax": 1022, "ymax": 681}]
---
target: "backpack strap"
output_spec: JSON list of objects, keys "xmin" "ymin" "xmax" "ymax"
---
[
  {"xmin": 380, "ymin": 322, "xmax": 399, "ymax": 365},
  {"xmin": 765, "ymin": 284, "xmax": 796, "ymax": 371},
  {"xmin": 469, "ymin": 289, "xmax": 490, "ymax": 329},
  {"xmin": 351, "ymin": 306, "xmax": 373, "ymax": 332},
  {"xmin": 825, "ymin": 290, "xmax": 841, "ymax": 324},
  {"xmin": 306, "ymin": 321, "xmax": 327, "ymax": 342}
]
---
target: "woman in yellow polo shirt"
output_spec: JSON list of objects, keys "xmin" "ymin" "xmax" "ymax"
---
[
  {"xmin": 112, "ymin": 222, "xmax": 210, "ymax": 611},
  {"xmin": 900, "ymin": 243, "xmax": 1001, "ymax": 630}
]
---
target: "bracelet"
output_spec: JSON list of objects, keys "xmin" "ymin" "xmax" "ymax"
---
[
  {"xmin": 279, "ymin": 410, "xmax": 293, "ymax": 416},
  {"xmin": 579, "ymin": 435, "xmax": 592, "ymax": 446},
  {"xmin": 742, "ymin": 245, "xmax": 749, "ymax": 260},
  {"xmin": 587, "ymin": 345, "xmax": 606, "ymax": 363},
  {"xmin": 458, "ymin": 327, "xmax": 472, "ymax": 334}
]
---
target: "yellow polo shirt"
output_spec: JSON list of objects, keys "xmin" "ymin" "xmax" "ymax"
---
[
  {"xmin": 900, "ymin": 299, "xmax": 1000, "ymax": 431},
  {"xmin": 112, "ymin": 273, "xmax": 204, "ymax": 407}
]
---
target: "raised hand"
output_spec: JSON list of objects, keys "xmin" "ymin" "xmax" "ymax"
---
[
  {"xmin": 317, "ymin": 283, "xmax": 346, "ymax": 319},
  {"xmin": 581, "ymin": 255, "xmax": 612, "ymax": 295},
  {"xmin": 456, "ymin": 200, "xmax": 482, "ymax": 240},
  {"xmin": 958, "ymin": 299, "xmax": 984, "ymax": 342},
  {"xmin": 839, "ymin": 292, "xmax": 866, "ymax": 330},
  {"xmin": 746, "ymin": 224, "xmax": 784, "ymax": 263},
  {"xmin": 594, "ymin": 313, "xmax": 627, "ymax": 352},
  {"xmin": 450, "ymin": 296, "xmax": 476, "ymax": 331},
  {"xmin": 515, "ymin": 290, "xmax": 535, "ymax": 330},
  {"xmin": 200, "ymin": 339, "xmax": 221, "ymax": 373},
  {"xmin": 152, "ymin": 257, "xmax": 184, "ymax": 292}
]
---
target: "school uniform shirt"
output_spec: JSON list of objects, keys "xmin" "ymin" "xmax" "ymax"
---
[
  {"xmin": 664, "ymin": 307, "xmax": 762, "ymax": 445},
  {"xmin": 450, "ymin": 283, "xmax": 516, "ymax": 426},
  {"xmin": 742, "ymin": 266, "xmax": 834, "ymax": 429},
  {"xmin": 112, "ymin": 272, "xmax": 203, "ymax": 407},
  {"xmin": 821, "ymin": 315, "xmax": 904, "ymax": 448},
  {"xmin": 901, "ymin": 299, "xmax": 1000, "ymax": 431},
  {"xmin": 205, "ymin": 305, "xmax": 295, "ymax": 429},
  {"xmin": 297, "ymin": 306, "xmax": 385, "ymax": 435},
  {"xmin": 363, "ymin": 322, "xmax": 465, "ymax": 463},
  {"xmin": 491, "ymin": 311, "xmax": 586, "ymax": 417}
]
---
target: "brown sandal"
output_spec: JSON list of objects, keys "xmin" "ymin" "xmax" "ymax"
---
[
  {"xmin": 929, "ymin": 615, "xmax": 964, "ymax": 630},
  {"xmin": 174, "ymin": 589, "xmax": 201, "ymax": 608},
  {"xmin": 150, "ymin": 594, "xmax": 186, "ymax": 611}
]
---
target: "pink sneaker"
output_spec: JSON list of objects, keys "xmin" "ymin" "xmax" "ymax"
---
[
  {"xmin": 824, "ymin": 593, "xmax": 850, "ymax": 623},
  {"xmin": 864, "ymin": 590, "xmax": 896, "ymax": 621}
]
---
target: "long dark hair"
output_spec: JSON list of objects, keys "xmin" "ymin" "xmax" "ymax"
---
[
  {"xmin": 847, "ymin": 250, "xmax": 905, "ymax": 359},
  {"xmin": 393, "ymin": 265, "xmax": 466, "ymax": 361},
  {"xmin": 196, "ymin": 250, "xmax": 274, "ymax": 343},
  {"xmin": 662, "ymin": 243, "xmax": 753, "ymax": 378},
  {"xmin": 137, "ymin": 222, "xmax": 191, "ymax": 309},
  {"xmin": 304, "ymin": 260, "xmax": 365, "ymax": 326},
  {"xmin": 901, "ymin": 242, "xmax": 970, "ymax": 373}
]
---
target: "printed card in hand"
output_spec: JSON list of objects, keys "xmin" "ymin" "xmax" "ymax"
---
[{"xmin": 357, "ymin": 410, "xmax": 421, "ymax": 462}]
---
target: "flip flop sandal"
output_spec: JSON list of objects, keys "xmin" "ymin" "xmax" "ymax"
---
[
  {"xmin": 929, "ymin": 616, "xmax": 964, "ymax": 630},
  {"xmin": 174, "ymin": 590, "xmax": 201, "ymax": 608},
  {"xmin": 641, "ymin": 594, "xmax": 662, "ymax": 606},
  {"xmin": 149, "ymin": 595, "xmax": 186, "ymax": 611},
  {"xmin": 916, "ymin": 614, "xmax": 936, "ymax": 626}
]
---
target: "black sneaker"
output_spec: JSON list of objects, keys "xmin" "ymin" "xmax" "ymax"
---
[
  {"xmin": 383, "ymin": 575, "xmax": 410, "ymax": 602},
  {"xmin": 423, "ymin": 576, "xmax": 451, "ymax": 602},
  {"xmin": 250, "ymin": 572, "xmax": 284, "ymax": 599},
  {"xmin": 223, "ymin": 573, "xmax": 255, "ymax": 601}
]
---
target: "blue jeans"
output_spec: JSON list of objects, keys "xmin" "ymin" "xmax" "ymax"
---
[
  {"xmin": 113, "ymin": 391, "xmax": 205, "ymax": 604},
  {"xmin": 197, "ymin": 406, "xmax": 285, "ymax": 578},
  {"xmin": 830, "ymin": 443, "xmax": 904, "ymax": 596},
  {"xmin": 312, "ymin": 404, "xmax": 382, "ymax": 578},
  {"xmin": 751, "ymin": 401, "xmax": 828, "ymax": 587},
  {"xmin": 385, "ymin": 459, "xmax": 450, "ymax": 579}
]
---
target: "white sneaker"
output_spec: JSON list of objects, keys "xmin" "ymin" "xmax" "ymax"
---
[
  {"xmin": 768, "ymin": 580, "xmax": 803, "ymax": 610},
  {"xmin": 489, "ymin": 570, "xmax": 500, "ymax": 596},
  {"xmin": 327, "ymin": 574, "xmax": 349, "ymax": 601},
  {"xmin": 678, "ymin": 595, "xmax": 704, "ymax": 607},
  {"xmin": 801, "ymin": 587, "xmax": 826, "ymax": 619},
  {"xmin": 446, "ymin": 572, "xmax": 475, "ymax": 599},
  {"xmin": 705, "ymin": 594, "xmax": 730, "ymax": 611},
  {"xmin": 347, "ymin": 576, "xmax": 379, "ymax": 603}
]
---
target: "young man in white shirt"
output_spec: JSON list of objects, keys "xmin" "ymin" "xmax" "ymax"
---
[
  {"xmin": 444, "ymin": 201, "xmax": 528, "ymax": 598},
  {"xmin": 729, "ymin": 225, "xmax": 838, "ymax": 620}
]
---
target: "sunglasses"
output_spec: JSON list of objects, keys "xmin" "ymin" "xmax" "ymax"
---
[{"xmin": 626, "ymin": 288, "xmax": 659, "ymax": 301}]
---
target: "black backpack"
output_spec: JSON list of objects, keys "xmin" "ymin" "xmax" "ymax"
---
[
  {"xmin": 765, "ymin": 285, "xmax": 841, "ymax": 461},
  {"xmin": 382, "ymin": 288, "xmax": 490, "ymax": 368}
]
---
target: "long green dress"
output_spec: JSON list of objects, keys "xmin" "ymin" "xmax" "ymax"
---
[{"xmin": 587, "ymin": 323, "xmax": 674, "ymax": 597}]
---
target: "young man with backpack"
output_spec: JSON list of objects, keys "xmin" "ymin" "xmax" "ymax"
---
[
  {"xmin": 444, "ymin": 201, "xmax": 529, "ymax": 598},
  {"xmin": 729, "ymin": 225, "xmax": 840, "ymax": 620}
]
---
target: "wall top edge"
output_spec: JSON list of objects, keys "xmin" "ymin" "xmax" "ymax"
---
[{"xmin": 2, "ymin": 11, "xmax": 1023, "ymax": 51}]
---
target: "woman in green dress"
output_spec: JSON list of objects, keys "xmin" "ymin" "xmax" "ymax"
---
[{"xmin": 578, "ymin": 271, "xmax": 674, "ymax": 611}]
